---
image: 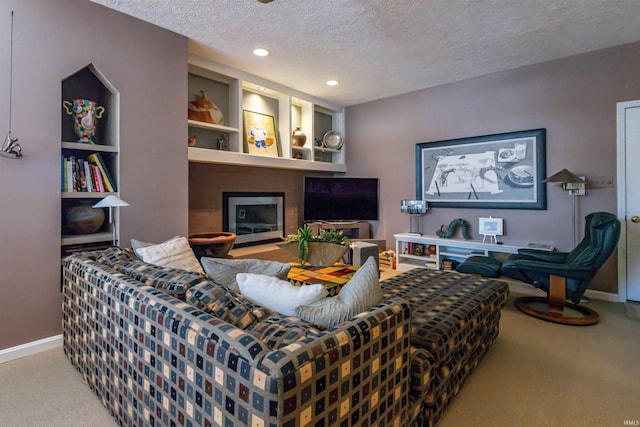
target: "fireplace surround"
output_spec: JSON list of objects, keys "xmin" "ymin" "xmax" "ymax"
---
[{"xmin": 223, "ymin": 192, "xmax": 284, "ymax": 246}]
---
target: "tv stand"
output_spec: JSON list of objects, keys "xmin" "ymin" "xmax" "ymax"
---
[{"xmin": 306, "ymin": 221, "xmax": 371, "ymax": 239}]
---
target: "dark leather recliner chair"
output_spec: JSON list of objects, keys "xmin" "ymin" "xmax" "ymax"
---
[{"xmin": 501, "ymin": 212, "xmax": 621, "ymax": 325}]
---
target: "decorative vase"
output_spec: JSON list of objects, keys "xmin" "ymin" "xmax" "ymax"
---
[
  {"xmin": 62, "ymin": 99, "xmax": 105, "ymax": 144},
  {"xmin": 65, "ymin": 203, "xmax": 105, "ymax": 235},
  {"xmin": 277, "ymin": 241, "xmax": 349, "ymax": 266},
  {"xmin": 292, "ymin": 127, "xmax": 307, "ymax": 147}
]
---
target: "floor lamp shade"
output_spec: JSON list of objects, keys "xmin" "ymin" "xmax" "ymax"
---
[
  {"xmin": 543, "ymin": 169, "xmax": 585, "ymax": 247},
  {"xmin": 93, "ymin": 195, "xmax": 129, "ymax": 246}
]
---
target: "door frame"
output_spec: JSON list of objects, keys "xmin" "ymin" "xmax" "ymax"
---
[{"xmin": 616, "ymin": 100, "xmax": 640, "ymax": 302}]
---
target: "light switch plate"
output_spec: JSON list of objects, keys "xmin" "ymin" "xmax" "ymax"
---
[{"xmin": 585, "ymin": 176, "xmax": 614, "ymax": 188}]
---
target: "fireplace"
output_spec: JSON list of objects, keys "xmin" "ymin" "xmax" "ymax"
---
[{"xmin": 223, "ymin": 192, "xmax": 285, "ymax": 246}]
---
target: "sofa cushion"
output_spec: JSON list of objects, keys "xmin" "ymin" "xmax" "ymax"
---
[
  {"xmin": 295, "ymin": 257, "xmax": 383, "ymax": 328},
  {"xmin": 201, "ymin": 257, "xmax": 291, "ymax": 293},
  {"xmin": 245, "ymin": 314, "xmax": 326, "ymax": 350},
  {"xmin": 135, "ymin": 236, "xmax": 204, "ymax": 274},
  {"xmin": 95, "ymin": 246, "xmax": 139, "ymax": 265},
  {"xmin": 237, "ymin": 273, "xmax": 328, "ymax": 317},
  {"xmin": 186, "ymin": 280, "xmax": 274, "ymax": 329},
  {"xmin": 110, "ymin": 261, "xmax": 206, "ymax": 298}
]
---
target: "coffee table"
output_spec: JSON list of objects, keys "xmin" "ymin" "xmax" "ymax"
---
[{"xmin": 287, "ymin": 264, "xmax": 359, "ymax": 296}]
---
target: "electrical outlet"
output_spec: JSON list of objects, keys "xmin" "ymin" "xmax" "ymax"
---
[{"xmin": 585, "ymin": 176, "xmax": 614, "ymax": 188}]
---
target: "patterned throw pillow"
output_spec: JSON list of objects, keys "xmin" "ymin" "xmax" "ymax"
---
[
  {"xmin": 95, "ymin": 246, "xmax": 139, "ymax": 265},
  {"xmin": 111, "ymin": 261, "xmax": 206, "ymax": 298},
  {"xmin": 295, "ymin": 257, "xmax": 383, "ymax": 328},
  {"xmin": 135, "ymin": 236, "xmax": 204, "ymax": 274},
  {"xmin": 200, "ymin": 257, "xmax": 291, "ymax": 293},
  {"xmin": 187, "ymin": 281, "xmax": 274, "ymax": 329}
]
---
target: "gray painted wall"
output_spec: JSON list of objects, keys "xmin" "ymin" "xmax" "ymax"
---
[
  {"xmin": 0, "ymin": 0, "xmax": 187, "ymax": 350},
  {"xmin": 346, "ymin": 42, "xmax": 640, "ymax": 294}
]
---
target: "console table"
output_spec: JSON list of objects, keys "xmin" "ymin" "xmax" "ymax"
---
[{"xmin": 394, "ymin": 233, "xmax": 552, "ymax": 271}]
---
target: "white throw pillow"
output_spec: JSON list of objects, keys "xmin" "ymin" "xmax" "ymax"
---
[
  {"xmin": 295, "ymin": 256, "xmax": 383, "ymax": 328},
  {"xmin": 135, "ymin": 236, "xmax": 205, "ymax": 274},
  {"xmin": 236, "ymin": 273, "xmax": 328, "ymax": 317}
]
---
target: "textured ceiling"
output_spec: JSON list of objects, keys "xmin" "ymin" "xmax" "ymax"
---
[{"xmin": 91, "ymin": 0, "xmax": 640, "ymax": 106}]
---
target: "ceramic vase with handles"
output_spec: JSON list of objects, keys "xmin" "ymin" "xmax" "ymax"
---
[{"xmin": 63, "ymin": 99, "xmax": 105, "ymax": 144}]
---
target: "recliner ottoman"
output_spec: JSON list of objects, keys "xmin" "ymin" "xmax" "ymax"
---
[
  {"xmin": 381, "ymin": 268, "xmax": 509, "ymax": 426},
  {"xmin": 455, "ymin": 255, "xmax": 502, "ymax": 278}
]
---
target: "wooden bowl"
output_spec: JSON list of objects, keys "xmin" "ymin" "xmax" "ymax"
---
[{"xmin": 188, "ymin": 232, "xmax": 236, "ymax": 259}]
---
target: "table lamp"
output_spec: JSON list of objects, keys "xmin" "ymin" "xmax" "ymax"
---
[
  {"xmin": 93, "ymin": 195, "xmax": 129, "ymax": 246},
  {"xmin": 401, "ymin": 199, "xmax": 428, "ymax": 235}
]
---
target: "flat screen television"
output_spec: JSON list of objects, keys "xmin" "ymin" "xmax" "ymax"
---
[{"xmin": 303, "ymin": 177, "xmax": 379, "ymax": 221}]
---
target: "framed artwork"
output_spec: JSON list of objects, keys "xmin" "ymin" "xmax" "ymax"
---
[
  {"xmin": 478, "ymin": 217, "xmax": 504, "ymax": 236},
  {"xmin": 243, "ymin": 110, "xmax": 280, "ymax": 157},
  {"xmin": 416, "ymin": 129, "xmax": 546, "ymax": 209}
]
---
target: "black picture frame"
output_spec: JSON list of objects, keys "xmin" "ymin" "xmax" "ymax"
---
[{"xmin": 416, "ymin": 129, "xmax": 546, "ymax": 209}]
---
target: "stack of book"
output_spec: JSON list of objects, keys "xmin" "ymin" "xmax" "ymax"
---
[{"xmin": 61, "ymin": 152, "xmax": 116, "ymax": 193}]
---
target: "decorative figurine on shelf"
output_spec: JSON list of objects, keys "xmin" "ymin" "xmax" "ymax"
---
[
  {"xmin": 188, "ymin": 135, "xmax": 197, "ymax": 147},
  {"xmin": 216, "ymin": 134, "xmax": 228, "ymax": 151},
  {"xmin": 436, "ymin": 218, "xmax": 471, "ymax": 239},
  {"xmin": 62, "ymin": 99, "xmax": 105, "ymax": 144},
  {"xmin": 188, "ymin": 90, "xmax": 224, "ymax": 125}
]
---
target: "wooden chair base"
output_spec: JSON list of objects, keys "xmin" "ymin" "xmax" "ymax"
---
[
  {"xmin": 515, "ymin": 296, "xmax": 600, "ymax": 325},
  {"xmin": 514, "ymin": 274, "xmax": 599, "ymax": 325}
]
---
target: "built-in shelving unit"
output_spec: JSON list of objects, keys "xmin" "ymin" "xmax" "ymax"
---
[
  {"xmin": 394, "ymin": 233, "xmax": 550, "ymax": 271},
  {"xmin": 187, "ymin": 55, "xmax": 346, "ymax": 172},
  {"xmin": 61, "ymin": 64, "xmax": 120, "ymax": 258}
]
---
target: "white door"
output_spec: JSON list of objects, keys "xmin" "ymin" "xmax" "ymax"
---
[{"xmin": 618, "ymin": 101, "xmax": 640, "ymax": 302}]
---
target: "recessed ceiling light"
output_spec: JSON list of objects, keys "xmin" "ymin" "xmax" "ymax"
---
[
  {"xmin": 326, "ymin": 80, "xmax": 339, "ymax": 86},
  {"xmin": 253, "ymin": 48, "xmax": 270, "ymax": 57}
]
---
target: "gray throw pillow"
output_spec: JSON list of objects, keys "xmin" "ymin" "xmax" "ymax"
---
[
  {"xmin": 200, "ymin": 257, "xmax": 291, "ymax": 293},
  {"xmin": 295, "ymin": 256, "xmax": 383, "ymax": 328}
]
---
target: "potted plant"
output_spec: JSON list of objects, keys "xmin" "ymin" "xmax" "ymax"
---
[{"xmin": 278, "ymin": 225, "xmax": 352, "ymax": 266}]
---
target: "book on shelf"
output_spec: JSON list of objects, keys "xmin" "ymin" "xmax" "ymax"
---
[
  {"xmin": 87, "ymin": 153, "xmax": 117, "ymax": 192},
  {"xmin": 91, "ymin": 164, "xmax": 105, "ymax": 192},
  {"xmin": 62, "ymin": 153, "xmax": 115, "ymax": 193}
]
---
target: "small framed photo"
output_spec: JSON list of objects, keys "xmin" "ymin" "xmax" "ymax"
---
[{"xmin": 479, "ymin": 217, "xmax": 504, "ymax": 236}]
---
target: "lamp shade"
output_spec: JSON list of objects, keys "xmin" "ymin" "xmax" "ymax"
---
[
  {"xmin": 543, "ymin": 168, "xmax": 582, "ymax": 184},
  {"xmin": 93, "ymin": 195, "xmax": 130, "ymax": 208}
]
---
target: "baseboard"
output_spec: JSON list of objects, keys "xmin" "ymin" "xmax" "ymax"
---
[
  {"xmin": 584, "ymin": 289, "xmax": 622, "ymax": 302},
  {"xmin": 624, "ymin": 301, "xmax": 640, "ymax": 320},
  {"xmin": 0, "ymin": 335, "xmax": 63, "ymax": 364}
]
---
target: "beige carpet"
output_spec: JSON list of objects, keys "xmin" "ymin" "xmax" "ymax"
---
[{"xmin": 1, "ymin": 282, "xmax": 639, "ymax": 426}]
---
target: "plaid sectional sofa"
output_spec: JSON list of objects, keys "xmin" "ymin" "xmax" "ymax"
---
[
  {"xmin": 62, "ymin": 251, "xmax": 508, "ymax": 427},
  {"xmin": 380, "ymin": 268, "xmax": 510, "ymax": 427},
  {"xmin": 62, "ymin": 252, "xmax": 413, "ymax": 427}
]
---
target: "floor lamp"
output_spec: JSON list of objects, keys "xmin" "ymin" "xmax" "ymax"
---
[
  {"xmin": 93, "ymin": 195, "xmax": 130, "ymax": 246},
  {"xmin": 543, "ymin": 169, "xmax": 585, "ymax": 248}
]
